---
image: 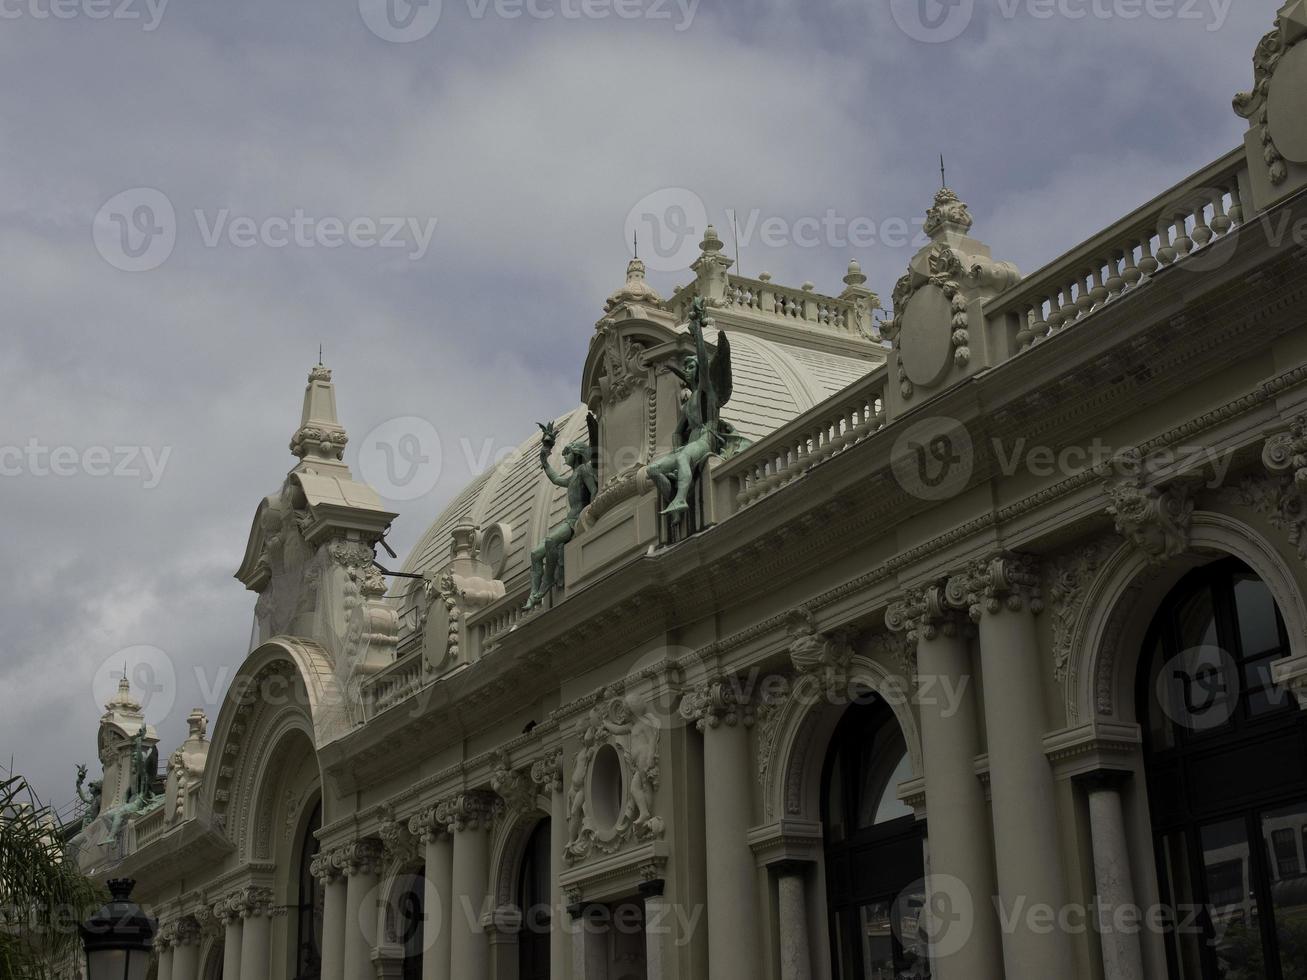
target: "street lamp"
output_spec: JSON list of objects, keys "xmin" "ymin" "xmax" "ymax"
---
[{"xmin": 79, "ymin": 878, "xmax": 157, "ymax": 980}]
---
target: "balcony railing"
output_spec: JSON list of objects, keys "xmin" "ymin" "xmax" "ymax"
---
[
  {"xmin": 986, "ymin": 148, "xmax": 1249, "ymax": 352},
  {"xmin": 714, "ymin": 366, "xmax": 889, "ymax": 511},
  {"xmin": 671, "ymin": 274, "xmax": 865, "ymax": 335}
]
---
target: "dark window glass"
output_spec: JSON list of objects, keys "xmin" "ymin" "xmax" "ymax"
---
[
  {"xmin": 1138, "ymin": 559, "xmax": 1307, "ymax": 980},
  {"xmin": 518, "ymin": 819, "xmax": 552, "ymax": 980}
]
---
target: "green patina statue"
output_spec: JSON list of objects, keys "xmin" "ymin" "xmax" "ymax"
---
[
  {"xmin": 524, "ymin": 413, "xmax": 599, "ymax": 610},
  {"xmin": 648, "ymin": 297, "xmax": 746, "ymax": 518},
  {"xmin": 127, "ymin": 724, "xmax": 158, "ymax": 805},
  {"xmin": 75, "ymin": 763, "xmax": 102, "ymax": 830}
]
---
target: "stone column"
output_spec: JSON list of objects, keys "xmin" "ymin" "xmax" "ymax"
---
[
  {"xmin": 774, "ymin": 863, "xmax": 812, "ymax": 980},
  {"xmin": 531, "ymin": 751, "xmax": 568, "ymax": 980},
  {"xmin": 409, "ymin": 808, "xmax": 454, "ymax": 980},
  {"xmin": 238, "ymin": 889, "xmax": 273, "ymax": 980},
  {"xmin": 681, "ymin": 680, "xmax": 763, "ymax": 980},
  {"xmin": 445, "ymin": 792, "xmax": 496, "ymax": 980},
  {"xmin": 568, "ymin": 903, "xmax": 608, "ymax": 980},
  {"xmin": 1078, "ymin": 771, "xmax": 1145, "ymax": 980},
  {"xmin": 311, "ymin": 850, "xmax": 347, "ymax": 980},
  {"xmin": 888, "ymin": 587, "xmax": 1003, "ymax": 980},
  {"xmin": 640, "ymin": 876, "xmax": 670, "ymax": 980},
  {"xmin": 948, "ymin": 555, "xmax": 1074, "ymax": 979},
  {"xmin": 215, "ymin": 897, "xmax": 242, "ymax": 980},
  {"xmin": 155, "ymin": 929, "xmax": 175, "ymax": 980},
  {"xmin": 170, "ymin": 920, "xmax": 201, "ymax": 980},
  {"xmin": 486, "ymin": 906, "xmax": 522, "ymax": 980},
  {"xmin": 340, "ymin": 839, "xmax": 385, "ymax": 980}
]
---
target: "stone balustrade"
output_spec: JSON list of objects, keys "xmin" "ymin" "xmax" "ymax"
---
[
  {"xmin": 714, "ymin": 366, "xmax": 889, "ymax": 510},
  {"xmin": 986, "ymin": 148, "xmax": 1249, "ymax": 353},
  {"xmin": 671, "ymin": 273, "xmax": 866, "ymax": 335}
]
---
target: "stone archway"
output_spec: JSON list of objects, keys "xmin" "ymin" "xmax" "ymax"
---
[{"xmin": 1071, "ymin": 511, "xmax": 1307, "ymax": 727}]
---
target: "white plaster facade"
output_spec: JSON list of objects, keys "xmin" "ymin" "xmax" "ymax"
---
[{"xmin": 60, "ymin": 7, "xmax": 1307, "ymax": 979}]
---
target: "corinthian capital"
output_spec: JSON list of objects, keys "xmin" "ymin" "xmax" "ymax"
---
[
  {"xmin": 678, "ymin": 678, "xmax": 755, "ymax": 731},
  {"xmin": 436, "ymin": 791, "xmax": 499, "ymax": 833},
  {"xmin": 946, "ymin": 554, "xmax": 1044, "ymax": 622},
  {"xmin": 336, "ymin": 838, "xmax": 385, "ymax": 877},
  {"xmin": 886, "ymin": 584, "xmax": 959, "ymax": 642}
]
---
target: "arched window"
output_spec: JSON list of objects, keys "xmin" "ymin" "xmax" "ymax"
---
[
  {"xmin": 1137, "ymin": 558, "xmax": 1307, "ymax": 979},
  {"xmin": 517, "ymin": 819, "xmax": 552, "ymax": 980},
  {"xmin": 294, "ymin": 801, "xmax": 324, "ymax": 980},
  {"xmin": 821, "ymin": 694, "xmax": 929, "ymax": 979}
]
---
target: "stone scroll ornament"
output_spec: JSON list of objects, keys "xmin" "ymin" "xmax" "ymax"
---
[
  {"xmin": 524, "ymin": 413, "xmax": 599, "ymax": 610},
  {"xmin": 646, "ymin": 296, "xmax": 749, "ymax": 522},
  {"xmin": 1234, "ymin": 7, "xmax": 1307, "ymax": 187}
]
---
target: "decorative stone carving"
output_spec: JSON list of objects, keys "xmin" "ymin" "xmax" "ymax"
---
[
  {"xmin": 565, "ymin": 690, "xmax": 665, "ymax": 863},
  {"xmin": 946, "ymin": 554, "xmax": 1045, "ymax": 622},
  {"xmin": 406, "ymin": 803, "xmax": 450, "ymax": 845},
  {"xmin": 164, "ymin": 709, "xmax": 209, "ymax": 826},
  {"xmin": 784, "ymin": 607, "xmax": 852, "ymax": 697},
  {"xmin": 1047, "ymin": 539, "xmax": 1119, "ymax": 684},
  {"xmin": 1234, "ymin": 4, "xmax": 1307, "ymax": 186},
  {"xmin": 1098, "ymin": 452, "xmax": 1194, "ymax": 564},
  {"xmin": 885, "ymin": 584, "xmax": 957, "ymax": 644},
  {"xmin": 310, "ymin": 849, "xmax": 341, "ymax": 885},
  {"xmin": 678, "ymin": 677, "xmax": 756, "ymax": 731},
  {"xmin": 866, "ymin": 629, "xmax": 917, "ymax": 678},
  {"xmin": 436, "ymin": 792, "xmax": 499, "ymax": 834},
  {"xmin": 234, "ymin": 886, "xmax": 275, "ymax": 919},
  {"xmin": 529, "ymin": 749, "xmax": 564, "ymax": 796},
  {"xmin": 336, "ymin": 838, "xmax": 386, "ymax": 877},
  {"xmin": 378, "ymin": 805, "xmax": 419, "ymax": 864},
  {"xmin": 923, "ymin": 187, "xmax": 974, "ymax": 238},
  {"xmin": 490, "ymin": 750, "xmax": 535, "ymax": 815}
]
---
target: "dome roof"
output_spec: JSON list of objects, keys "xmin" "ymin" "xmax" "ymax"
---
[{"xmin": 395, "ymin": 331, "xmax": 878, "ymax": 632}]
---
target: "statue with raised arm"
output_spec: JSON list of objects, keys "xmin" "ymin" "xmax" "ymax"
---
[
  {"xmin": 524, "ymin": 413, "xmax": 599, "ymax": 610},
  {"xmin": 647, "ymin": 297, "xmax": 747, "ymax": 519},
  {"xmin": 127, "ymin": 724, "xmax": 158, "ymax": 805},
  {"xmin": 75, "ymin": 763, "xmax": 102, "ymax": 829}
]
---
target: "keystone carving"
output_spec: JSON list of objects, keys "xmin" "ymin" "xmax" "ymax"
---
[
  {"xmin": 1098, "ymin": 451, "xmax": 1195, "ymax": 564},
  {"xmin": 490, "ymin": 750, "xmax": 535, "ymax": 815},
  {"xmin": 678, "ymin": 678, "xmax": 755, "ymax": 731},
  {"xmin": 785, "ymin": 607, "xmax": 852, "ymax": 697}
]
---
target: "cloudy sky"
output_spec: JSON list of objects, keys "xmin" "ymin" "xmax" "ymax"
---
[{"xmin": 0, "ymin": 0, "xmax": 1272, "ymax": 808}]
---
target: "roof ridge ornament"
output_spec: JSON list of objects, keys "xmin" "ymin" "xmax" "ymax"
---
[{"xmin": 923, "ymin": 187, "xmax": 974, "ymax": 239}]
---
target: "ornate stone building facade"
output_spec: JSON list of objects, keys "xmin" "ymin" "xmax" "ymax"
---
[{"xmin": 63, "ymin": 7, "xmax": 1307, "ymax": 979}]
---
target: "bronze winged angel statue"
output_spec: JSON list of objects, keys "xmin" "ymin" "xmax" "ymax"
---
[
  {"xmin": 648, "ymin": 296, "xmax": 747, "ymax": 518},
  {"xmin": 524, "ymin": 412, "xmax": 599, "ymax": 610}
]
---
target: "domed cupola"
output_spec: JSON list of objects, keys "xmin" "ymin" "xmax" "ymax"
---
[{"xmin": 603, "ymin": 256, "xmax": 664, "ymax": 315}]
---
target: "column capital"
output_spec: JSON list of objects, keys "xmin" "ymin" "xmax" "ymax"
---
[
  {"xmin": 406, "ymin": 802, "xmax": 451, "ymax": 844},
  {"xmin": 886, "ymin": 583, "xmax": 967, "ymax": 642},
  {"xmin": 437, "ymin": 790, "xmax": 499, "ymax": 833},
  {"xmin": 235, "ymin": 886, "xmax": 275, "ymax": 919},
  {"xmin": 378, "ymin": 805, "xmax": 420, "ymax": 864},
  {"xmin": 679, "ymin": 677, "xmax": 755, "ymax": 731},
  {"xmin": 945, "ymin": 553, "xmax": 1044, "ymax": 622},
  {"xmin": 154, "ymin": 920, "xmax": 179, "ymax": 951},
  {"xmin": 173, "ymin": 917, "xmax": 202, "ymax": 947},
  {"xmin": 211, "ymin": 894, "xmax": 242, "ymax": 926},
  {"xmin": 336, "ymin": 837, "xmax": 386, "ymax": 877},
  {"xmin": 310, "ymin": 849, "xmax": 342, "ymax": 885}
]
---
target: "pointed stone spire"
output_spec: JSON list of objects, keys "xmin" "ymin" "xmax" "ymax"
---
[{"xmin": 289, "ymin": 362, "xmax": 350, "ymax": 471}]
